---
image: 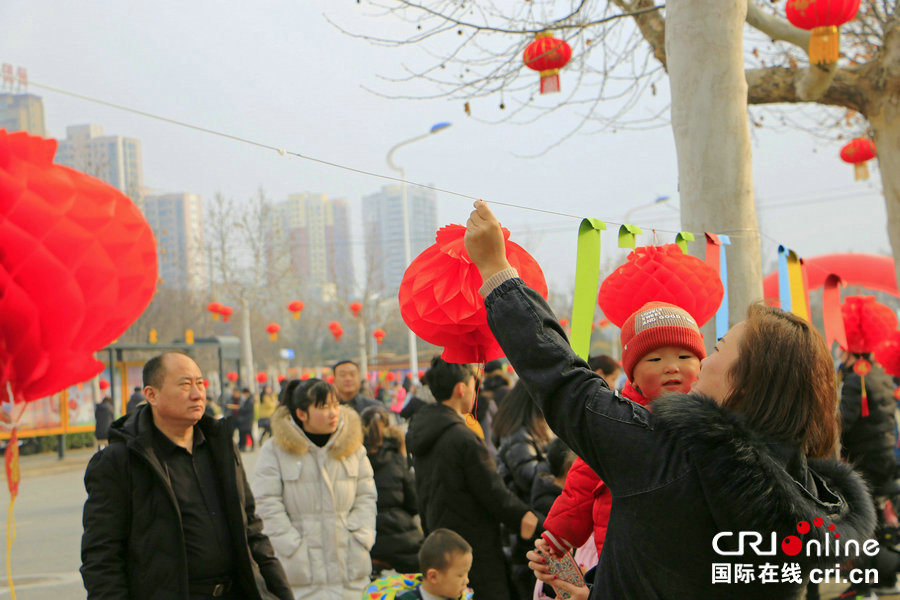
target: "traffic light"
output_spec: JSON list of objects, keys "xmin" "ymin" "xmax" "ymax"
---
[
  {"xmin": 148, "ymin": 329, "xmax": 158, "ymax": 344},
  {"xmin": 185, "ymin": 329, "xmax": 194, "ymax": 345}
]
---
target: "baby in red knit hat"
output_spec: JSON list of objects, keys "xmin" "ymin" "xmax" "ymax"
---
[{"xmin": 536, "ymin": 301, "xmax": 705, "ymax": 598}]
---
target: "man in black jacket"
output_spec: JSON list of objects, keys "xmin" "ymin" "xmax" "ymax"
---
[
  {"xmin": 81, "ymin": 352, "xmax": 292, "ymax": 600},
  {"xmin": 406, "ymin": 357, "xmax": 538, "ymax": 600}
]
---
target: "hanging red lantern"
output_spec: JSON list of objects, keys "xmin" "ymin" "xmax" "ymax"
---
[
  {"xmin": 256, "ymin": 372, "xmax": 268, "ymax": 384},
  {"xmin": 300, "ymin": 372, "xmax": 311, "ymax": 381},
  {"xmin": 330, "ymin": 323, "xmax": 344, "ymax": 342},
  {"xmin": 207, "ymin": 301, "xmax": 223, "ymax": 320},
  {"xmin": 220, "ymin": 305, "xmax": 234, "ymax": 322},
  {"xmin": 265, "ymin": 322, "xmax": 281, "ymax": 341},
  {"xmin": 0, "ymin": 130, "xmax": 157, "ymax": 403},
  {"xmin": 349, "ymin": 301, "xmax": 363, "ymax": 317},
  {"xmin": 785, "ymin": 0, "xmax": 860, "ymax": 64},
  {"xmin": 598, "ymin": 244, "xmax": 724, "ymax": 328},
  {"xmin": 202, "ymin": 378, "xmax": 210, "ymax": 388},
  {"xmin": 98, "ymin": 379, "xmax": 110, "ymax": 391},
  {"xmin": 840, "ymin": 138, "xmax": 877, "ymax": 181},
  {"xmin": 373, "ymin": 328, "xmax": 386, "ymax": 345},
  {"xmin": 841, "ymin": 296, "xmax": 898, "ymax": 354},
  {"xmin": 226, "ymin": 371, "xmax": 239, "ymax": 383},
  {"xmin": 559, "ymin": 318, "xmax": 569, "ymax": 329},
  {"xmin": 523, "ymin": 31, "xmax": 572, "ymax": 94},
  {"xmin": 400, "ymin": 224, "xmax": 548, "ymax": 363},
  {"xmin": 386, "ymin": 372, "xmax": 396, "ymax": 382},
  {"xmin": 326, "ymin": 375, "xmax": 335, "ymax": 384},
  {"xmin": 287, "ymin": 300, "xmax": 304, "ymax": 320},
  {"xmin": 417, "ymin": 369, "xmax": 425, "ymax": 379},
  {"xmin": 875, "ymin": 331, "xmax": 900, "ymax": 378},
  {"xmin": 277, "ymin": 374, "xmax": 287, "ymax": 383}
]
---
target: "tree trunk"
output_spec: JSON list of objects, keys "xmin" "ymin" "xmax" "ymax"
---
[
  {"xmin": 869, "ymin": 107, "xmax": 900, "ymax": 290},
  {"xmin": 666, "ymin": 0, "xmax": 763, "ymax": 341},
  {"xmin": 240, "ymin": 297, "xmax": 256, "ymax": 393}
]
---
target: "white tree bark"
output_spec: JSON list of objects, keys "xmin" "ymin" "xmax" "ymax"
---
[
  {"xmin": 667, "ymin": 0, "xmax": 763, "ymax": 336},
  {"xmin": 869, "ymin": 114, "xmax": 900, "ymax": 291},
  {"xmin": 240, "ymin": 296, "xmax": 257, "ymax": 393}
]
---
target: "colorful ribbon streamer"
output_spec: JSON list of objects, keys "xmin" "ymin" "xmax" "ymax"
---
[
  {"xmin": 675, "ymin": 231, "xmax": 695, "ymax": 254},
  {"xmin": 777, "ymin": 245, "xmax": 792, "ymax": 312},
  {"xmin": 822, "ymin": 274, "xmax": 847, "ymax": 350},
  {"xmin": 618, "ymin": 224, "xmax": 642, "ymax": 249},
  {"xmin": 786, "ymin": 249, "xmax": 810, "ymax": 321},
  {"xmin": 570, "ymin": 218, "xmax": 607, "ymax": 360},
  {"xmin": 705, "ymin": 233, "xmax": 730, "ymax": 340}
]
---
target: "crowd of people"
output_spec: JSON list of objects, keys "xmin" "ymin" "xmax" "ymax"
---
[{"xmin": 79, "ymin": 202, "xmax": 900, "ymax": 600}]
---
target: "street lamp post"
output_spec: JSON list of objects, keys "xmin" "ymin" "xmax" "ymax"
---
[{"xmin": 386, "ymin": 122, "xmax": 452, "ymax": 383}]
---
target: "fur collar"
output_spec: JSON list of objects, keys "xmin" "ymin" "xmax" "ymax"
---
[
  {"xmin": 653, "ymin": 393, "xmax": 875, "ymax": 564},
  {"xmin": 270, "ymin": 404, "xmax": 363, "ymax": 460}
]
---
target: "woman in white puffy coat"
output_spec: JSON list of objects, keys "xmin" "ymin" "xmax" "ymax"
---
[{"xmin": 251, "ymin": 378, "xmax": 377, "ymax": 600}]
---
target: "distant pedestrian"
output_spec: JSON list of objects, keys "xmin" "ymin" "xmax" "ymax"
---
[
  {"xmin": 237, "ymin": 388, "xmax": 255, "ymax": 452},
  {"xmin": 257, "ymin": 385, "xmax": 278, "ymax": 445},
  {"xmin": 126, "ymin": 386, "xmax": 145, "ymax": 413},
  {"xmin": 94, "ymin": 396, "xmax": 114, "ymax": 450}
]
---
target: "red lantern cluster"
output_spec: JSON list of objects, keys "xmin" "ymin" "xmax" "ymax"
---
[
  {"xmin": 288, "ymin": 300, "xmax": 304, "ymax": 320},
  {"xmin": 840, "ymin": 138, "xmax": 877, "ymax": 181},
  {"xmin": 329, "ymin": 320, "xmax": 344, "ymax": 342},
  {"xmin": 277, "ymin": 374, "xmax": 287, "ymax": 383},
  {"xmin": 256, "ymin": 372, "xmax": 268, "ymax": 384},
  {"xmin": 523, "ymin": 32, "xmax": 572, "ymax": 94},
  {"xmin": 219, "ymin": 305, "xmax": 234, "ymax": 322},
  {"xmin": 598, "ymin": 244, "xmax": 724, "ymax": 328},
  {"xmin": 785, "ymin": 0, "xmax": 860, "ymax": 64},
  {"xmin": 98, "ymin": 379, "xmax": 110, "ymax": 391},
  {"xmin": 349, "ymin": 301, "xmax": 363, "ymax": 317},
  {"xmin": 226, "ymin": 371, "xmax": 239, "ymax": 383},
  {"xmin": 400, "ymin": 224, "xmax": 548, "ymax": 363},
  {"xmin": 875, "ymin": 331, "xmax": 900, "ymax": 378},
  {"xmin": 373, "ymin": 328, "xmax": 386, "ymax": 345},
  {"xmin": 207, "ymin": 301, "xmax": 223, "ymax": 320},
  {"xmin": 0, "ymin": 130, "xmax": 158, "ymax": 402},
  {"xmin": 266, "ymin": 322, "xmax": 280, "ymax": 341},
  {"xmin": 385, "ymin": 372, "xmax": 396, "ymax": 382},
  {"xmin": 841, "ymin": 296, "xmax": 898, "ymax": 354}
]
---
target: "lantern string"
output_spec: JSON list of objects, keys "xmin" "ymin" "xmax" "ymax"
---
[{"xmin": 29, "ymin": 80, "xmax": 776, "ymax": 242}]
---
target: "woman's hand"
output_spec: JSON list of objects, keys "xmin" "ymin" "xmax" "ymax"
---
[
  {"xmin": 464, "ymin": 200, "xmax": 512, "ymax": 282},
  {"xmin": 527, "ymin": 538, "xmax": 553, "ymax": 582},
  {"xmin": 550, "ymin": 577, "xmax": 590, "ymax": 600}
]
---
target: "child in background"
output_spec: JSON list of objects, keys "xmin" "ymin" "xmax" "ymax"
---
[
  {"xmin": 540, "ymin": 302, "xmax": 704, "ymax": 561},
  {"xmin": 396, "ymin": 529, "xmax": 474, "ymax": 600}
]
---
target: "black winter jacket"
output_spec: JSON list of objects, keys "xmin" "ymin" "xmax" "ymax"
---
[
  {"xmin": 81, "ymin": 404, "xmax": 292, "ymax": 600},
  {"xmin": 497, "ymin": 426, "xmax": 549, "ymax": 504},
  {"xmin": 531, "ymin": 472, "xmax": 563, "ymax": 517},
  {"xmin": 486, "ymin": 278, "xmax": 876, "ymax": 600},
  {"xmin": 368, "ymin": 435, "xmax": 424, "ymax": 573},
  {"xmin": 840, "ymin": 362, "xmax": 897, "ymax": 493},
  {"xmin": 407, "ymin": 402, "xmax": 529, "ymax": 600}
]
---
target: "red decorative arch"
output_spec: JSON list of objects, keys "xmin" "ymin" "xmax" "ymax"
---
[{"xmin": 763, "ymin": 253, "xmax": 898, "ymax": 303}]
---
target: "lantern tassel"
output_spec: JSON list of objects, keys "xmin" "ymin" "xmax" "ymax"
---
[
  {"xmin": 269, "ymin": 333, "xmax": 278, "ymax": 341},
  {"xmin": 854, "ymin": 162, "xmax": 869, "ymax": 181},
  {"xmin": 539, "ymin": 70, "xmax": 560, "ymax": 94},
  {"xmin": 5, "ymin": 427, "xmax": 19, "ymax": 600},
  {"xmin": 808, "ymin": 26, "xmax": 839, "ymax": 65},
  {"xmin": 292, "ymin": 312, "xmax": 300, "ymax": 320},
  {"xmin": 860, "ymin": 375, "xmax": 869, "ymax": 418},
  {"xmin": 211, "ymin": 313, "xmax": 220, "ymax": 321}
]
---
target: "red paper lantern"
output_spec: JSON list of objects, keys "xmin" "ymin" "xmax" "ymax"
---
[
  {"xmin": 98, "ymin": 379, "xmax": 110, "ymax": 391},
  {"xmin": 349, "ymin": 301, "xmax": 363, "ymax": 317},
  {"xmin": 300, "ymin": 372, "xmax": 311, "ymax": 381},
  {"xmin": 400, "ymin": 224, "xmax": 548, "ymax": 363},
  {"xmin": 330, "ymin": 322, "xmax": 344, "ymax": 342},
  {"xmin": 207, "ymin": 301, "xmax": 223, "ymax": 320},
  {"xmin": 875, "ymin": 331, "xmax": 900, "ymax": 378},
  {"xmin": 840, "ymin": 138, "xmax": 877, "ymax": 181},
  {"xmin": 523, "ymin": 32, "xmax": 572, "ymax": 94},
  {"xmin": 256, "ymin": 372, "xmax": 268, "ymax": 384},
  {"xmin": 220, "ymin": 305, "xmax": 234, "ymax": 322},
  {"xmin": 277, "ymin": 374, "xmax": 287, "ymax": 383},
  {"xmin": 417, "ymin": 369, "xmax": 425, "ymax": 379},
  {"xmin": 373, "ymin": 328, "xmax": 386, "ymax": 345},
  {"xmin": 0, "ymin": 130, "xmax": 157, "ymax": 403},
  {"xmin": 386, "ymin": 372, "xmax": 396, "ymax": 382},
  {"xmin": 287, "ymin": 300, "xmax": 304, "ymax": 320},
  {"xmin": 326, "ymin": 375, "xmax": 335, "ymax": 384},
  {"xmin": 266, "ymin": 322, "xmax": 280, "ymax": 341},
  {"xmin": 598, "ymin": 244, "xmax": 724, "ymax": 328},
  {"xmin": 841, "ymin": 295, "xmax": 898, "ymax": 354},
  {"xmin": 226, "ymin": 371, "xmax": 239, "ymax": 383},
  {"xmin": 202, "ymin": 378, "xmax": 209, "ymax": 388},
  {"xmin": 559, "ymin": 318, "xmax": 569, "ymax": 329},
  {"xmin": 786, "ymin": 0, "xmax": 860, "ymax": 64}
]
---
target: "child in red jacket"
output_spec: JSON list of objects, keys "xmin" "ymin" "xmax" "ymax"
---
[{"xmin": 540, "ymin": 302, "xmax": 704, "ymax": 561}]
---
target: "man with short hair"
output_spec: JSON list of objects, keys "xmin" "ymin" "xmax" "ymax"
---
[
  {"xmin": 81, "ymin": 351, "xmax": 292, "ymax": 600},
  {"xmin": 333, "ymin": 359, "xmax": 380, "ymax": 414},
  {"xmin": 126, "ymin": 386, "xmax": 145, "ymax": 413},
  {"xmin": 407, "ymin": 357, "xmax": 538, "ymax": 600}
]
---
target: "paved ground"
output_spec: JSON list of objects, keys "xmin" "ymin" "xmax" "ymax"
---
[{"xmin": 0, "ymin": 447, "xmax": 895, "ymax": 599}]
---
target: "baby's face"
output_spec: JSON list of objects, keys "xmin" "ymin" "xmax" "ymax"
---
[{"xmin": 632, "ymin": 346, "xmax": 700, "ymax": 400}]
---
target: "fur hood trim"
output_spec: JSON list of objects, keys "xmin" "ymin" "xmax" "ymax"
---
[
  {"xmin": 653, "ymin": 393, "xmax": 875, "ymax": 566},
  {"xmin": 270, "ymin": 404, "xmax": 363, "ymax": 460}
]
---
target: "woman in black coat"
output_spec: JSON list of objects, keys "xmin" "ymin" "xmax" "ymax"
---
[
  {"xmin": 465, "ymin": 201, "xmax": 876, "ymax": 600},
  {"xmin": 361, "ymin": 406, "xmax": 424, "ymax": 574}
]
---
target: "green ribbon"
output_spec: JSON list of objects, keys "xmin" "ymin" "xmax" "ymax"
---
[
  {"xmin": 570, "ymin": 218, "xmax": 607, "ymax": 360},
  {"xmin": 618, "ymin": 224, "xmax": 642, "ymax": 249},
  {"xmin": 675, "ymin": 231, "xmax": 695, "ymax": 253}
]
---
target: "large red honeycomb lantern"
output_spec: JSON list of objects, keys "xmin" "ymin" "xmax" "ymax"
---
[
  {"xmin": 598, "ymin": 244, "xmax": 724, "ymax": 328},
  {"xmin": 400, "ymin": 224, "xmax": 548, "ymax": 363},
  {"xmin": 875, "ymin": 331, "xmax": 900, "ymax": 378}
]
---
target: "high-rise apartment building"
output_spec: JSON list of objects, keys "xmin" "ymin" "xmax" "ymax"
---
[
  {"xmin": 272, "ymin": 193, "xmax": 354, "ymax": 301},
  {"xmin": 362, "ymin": 184, "xmax": 438, "ymax": 294},
  {"xmin": 0, "ymin": 93, "xmax": 46, "ymax": 136},
  {"xmin": 142, "ymin": 193, "xmax": 205, "ymax": 294},
  {"xmin": 56, "ymin": 124, "xmax": 144, "ymax": 208}
]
